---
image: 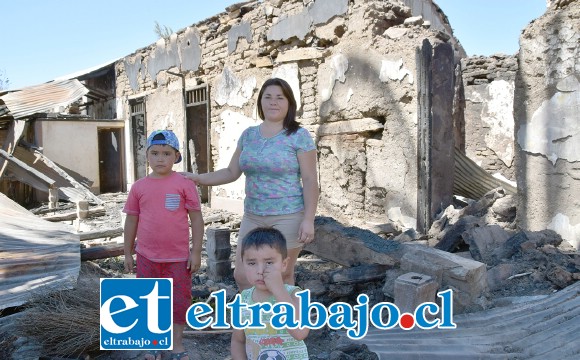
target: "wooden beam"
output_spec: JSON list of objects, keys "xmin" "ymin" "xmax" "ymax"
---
[
  {"xmin": 0, "ymin": 119, "xmax": 26, "ymax": 179},
  {"xmin": 79, "ymin": 227, "xmax": 123, "ymax": 241},
  {"xmin": 41, "ymin": 206, "xmax": 106, "ymax": 222},
  {"xmin": 81, "ymin": 243, "xmax": 124, "ymax": 261},
  {"xmin": 329, "ymin": 264, "xmax": 393, "ymax": 284},
  {"xmin": 28, "ymin": 148, "xmax": 103, "ymax": 205},
  {"xmin": 0, "ymin": 148, "xmax": 56, "ymax": 191}
]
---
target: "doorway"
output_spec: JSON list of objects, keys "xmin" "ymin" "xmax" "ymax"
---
[
  {"xmin": 130, "ymin": 99, "xmax": 147, "ymax": 181},
  {"xmin": 98, "ymin": 128, "xmax": 124, "ymax": 193},
  {"xmin": 185, "ymin": 85, "xmax": 210, "ymax": 202}
]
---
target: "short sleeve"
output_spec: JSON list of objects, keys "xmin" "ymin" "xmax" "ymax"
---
[
  {"xmin": 123, "ymin": 185, "xmax": 140, "ymax": 215},
  {"xmin": 295, "ymin": 127, "xmax": 316, "ymax": 154},
  {"xmin": 184, "ymin": 180, "xmax": 201, "ymax": 211},
  {"xmin": 237, "ymin": 127, "xmax": 250, "ymax": 150}
]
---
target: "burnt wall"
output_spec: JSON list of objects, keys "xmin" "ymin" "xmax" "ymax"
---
[
  {"xmin": 515, "ymin": 0, "xmax": 580, "ymax": 249},
  {"xmin": 462, "ymin": 54, "xmax": 518, "ymax": 181},
  {"xmin": 114, "ymin": 0, "xmax": 458, "ymax": 229}
]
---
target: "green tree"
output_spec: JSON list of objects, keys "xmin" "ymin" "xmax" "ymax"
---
[{"xmin": 154, "ymin": 21, "xmax": 173, "ymax": 39}]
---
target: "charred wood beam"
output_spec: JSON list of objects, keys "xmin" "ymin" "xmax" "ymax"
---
[
  {"xmin": 81, "ymin": 243, "xmax": 124, "ymax": 261},
  {"xmin": 329, "ymin": 264, "xmax": 393, "ymax": 284}
]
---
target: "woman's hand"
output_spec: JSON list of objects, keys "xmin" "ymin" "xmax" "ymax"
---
[
  {"xmin": 180, "ymin": 172, "xmax": 200, "ymax": 183},
  {"xmin": 298, "ymin": 218, "xmax": 315, "ymax": 244}
]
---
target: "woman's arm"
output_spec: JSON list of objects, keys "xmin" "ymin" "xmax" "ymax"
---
[
  {"xmin": 297, "ymin": 149, "xmax": 319, "ymax": 243},
  {"xmin": 183, "ymin": 146, "xmax": 243, "ymax": 186},
  {"xmin": 187, "ymin": 210, "xmax": 204, "ymax": 272}
]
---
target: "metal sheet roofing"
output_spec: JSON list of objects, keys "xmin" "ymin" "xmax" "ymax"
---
[{"xmin": 0, "ymin": 79, "xmax": 89, "ymax": 119}]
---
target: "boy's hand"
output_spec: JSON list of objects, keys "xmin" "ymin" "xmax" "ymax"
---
[
  {"xmin": 262, "ymin": 264, "xmax": 285, "ymax": 294},
  {"xmin": 188, "ymin": 251, "xmax": 201, "ymax": 273},
  {"xmin": 124, "ymin": 254, "xmax": 135, "ymax": 273}
]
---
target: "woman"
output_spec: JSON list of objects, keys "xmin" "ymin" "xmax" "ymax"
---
[{"xmin": 185, "ymin": 77, "xmax": 318, "ymax": 290}]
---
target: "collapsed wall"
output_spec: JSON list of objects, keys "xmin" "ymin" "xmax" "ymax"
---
[
  {"xmin": 515, "ymin": 0, "xmax": 580, "ymax": 249},
  {"xmin": 114, "ymin": 0, "xmax": 458, "ymax": 230}
]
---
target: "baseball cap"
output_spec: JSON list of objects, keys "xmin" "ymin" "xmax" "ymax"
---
[{"xmin": 146, "ymin": 129, "xmax": 182, "ymax": 164}]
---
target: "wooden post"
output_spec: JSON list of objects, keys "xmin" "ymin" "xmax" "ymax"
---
[
  {"xmin": 77, "ymin": 200, "xmax": 89, "ymax": 219},
  {"xmin": 48, "ymin": 187, "xmax": 59, "ymax": 209}
]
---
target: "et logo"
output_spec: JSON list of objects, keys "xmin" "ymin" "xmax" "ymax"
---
[{"xmin": 100, "ymin": 278, "xmax": 173, "ymax": 350}]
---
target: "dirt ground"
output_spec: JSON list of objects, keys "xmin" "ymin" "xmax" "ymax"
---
[
  {"xmin": 45, "ymin": 192, "xmax": 375, "ymax": 360},
  {"xmin": 10, "ymin": 191, "xmax": 578, "ymax": 359}
]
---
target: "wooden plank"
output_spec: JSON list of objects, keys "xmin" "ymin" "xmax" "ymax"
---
[
  {"xmin": 78, "ymin": 227, "xmax": 123, "ymax": 241},
  {"xmin": 305, "ymin": 217, "xmax": 403, "ymax": 267},
  {"xmin": 329, "ymin": 264, "xmax": 392, "ymax": 284},
  {"xmin": 81, "ymin": 243, "xmax": 124, "ymax": 261},
  {"xmin": 0, "ymin": 148, "xmax": 56, "ymax": 191},
  {"xmin": 0, "ymin": 119, "xmax": 26, "ymax": 179},
  {"xmin": 30, "ymin": 147, "xmax": 103, "ymax": 205},
  {"xmin": 41, "ymin": 206, "xmax": 106, "ymax": 222}
]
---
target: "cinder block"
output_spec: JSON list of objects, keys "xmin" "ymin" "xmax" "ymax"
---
[
  {"xmin": 206, "ymin": 227, "xmax": 231, "ymax": 261},
  {"xmin": 394, "ymin": 272, "xmax": 438, "ymax": 314},
  {"xmin": 207, "ymin": 259, "xmax": 232, "ymax": 281}
]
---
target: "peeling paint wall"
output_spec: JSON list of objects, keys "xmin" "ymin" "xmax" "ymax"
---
[
  {"xmin": 114, "ymin": 0, "xmax": 457, "ymax": 228},
  {"xmin": 462, "ymin": 55, "xmax": 518, "ymax": 181},
  {"xmin": 515, "ymin": 0, "xmax": 580, "ymax": 249}
]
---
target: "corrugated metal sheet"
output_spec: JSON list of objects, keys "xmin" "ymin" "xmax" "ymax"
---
[
  {"xmin": 356, "ymin": 282, "xmax": 580, "ymax": 359},
  {"xmin": 0, "ymin": 192, "xmax": 80, "ymax": 310},
  {"xmin": 0, "ymin": 79, "xmax": 89, "ymax": 119}
]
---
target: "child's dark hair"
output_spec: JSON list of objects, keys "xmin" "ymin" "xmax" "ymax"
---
[{"xmin": 241, "ymin": 227, "xmax": 287, "ymax": 259}]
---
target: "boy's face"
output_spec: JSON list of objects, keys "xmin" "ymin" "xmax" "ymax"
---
[
  {"xmin": 147, "ymin": 144, "xmax": 179, "ymax": 177},
  {"xmin": 243, "ymin": 245, "xmax": 288, "ymax": 290}
]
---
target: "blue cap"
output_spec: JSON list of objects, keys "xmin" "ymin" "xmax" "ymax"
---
[{"xmin": 146, "ymin": 130, "xmax": 182, "ymax": 164}]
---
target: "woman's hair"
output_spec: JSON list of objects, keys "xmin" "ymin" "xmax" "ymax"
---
[
  {"xmin": 256, "ymin": 77, "xmax": 300, "ymax": 135},
  {"xmin": 241, "ymin": 227, "xmax": 288, "ymax": 259}
]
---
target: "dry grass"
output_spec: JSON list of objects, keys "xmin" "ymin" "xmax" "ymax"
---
[{"xmin": 14, "ymin": 265, "xmax": 103, "ymax": 357}]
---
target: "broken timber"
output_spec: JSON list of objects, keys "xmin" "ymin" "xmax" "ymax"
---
[
  {"xmin": 0, "ymin": 148, "xmax": 56, "ymax": 192},
  {"xmin": 15, "ymin": 144, "xmax": 102, "ymax": 205},
  {"xmin": 305, "ymin": 217, "xmax": 403, "ymax": 267},
  {"xmin": 41, "ymin": 206, "xmax": 106, "ymax": 222},
  {"xmin": 79, "ymin": 227, "xmax": 123, "ymax": 241},
  {"xmin": 81, "ymin": 243, "xmax": 124, "ymax": 261},
  {"xmin": 0, "ymin": 119, "xmax": 26, "ymax": 179}
]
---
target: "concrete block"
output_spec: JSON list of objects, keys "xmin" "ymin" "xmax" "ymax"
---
[
  {"xmin": 394, "ymin": 272, "xmax": 438, "ymax": 314},
  {"xmin": 206, "ymin": 227, "xmax": 231, "ymax": 261},
  {"xmin": 401, "ymin": 244, "xmax": 488, "ymax": 303},
  {"xmin": 206, "ymin": 259, "xmax": 232, "ymax": 282}
]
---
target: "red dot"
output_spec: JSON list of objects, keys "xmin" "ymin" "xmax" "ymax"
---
[
  {"xmin": 400, "ymin": 313, "xmax": 415, "ymax": 330},
  {"xmin": 153, "ymin": 340, "xmax": 158, "ymax": 345}
]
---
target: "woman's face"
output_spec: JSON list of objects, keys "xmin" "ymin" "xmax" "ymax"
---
[{"xmin": 260, "ymin": 85, "xmax": 289, "ymax": 123}]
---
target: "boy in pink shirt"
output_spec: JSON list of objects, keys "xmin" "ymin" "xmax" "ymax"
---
[{"xmin": 123, "ymin": 129, "xmax": 203, "ymax": 360}]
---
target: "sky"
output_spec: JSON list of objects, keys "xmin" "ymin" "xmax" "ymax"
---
[{"xmin": 1, "ymin": 0, "xmax": 548, "ymax": 90}]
